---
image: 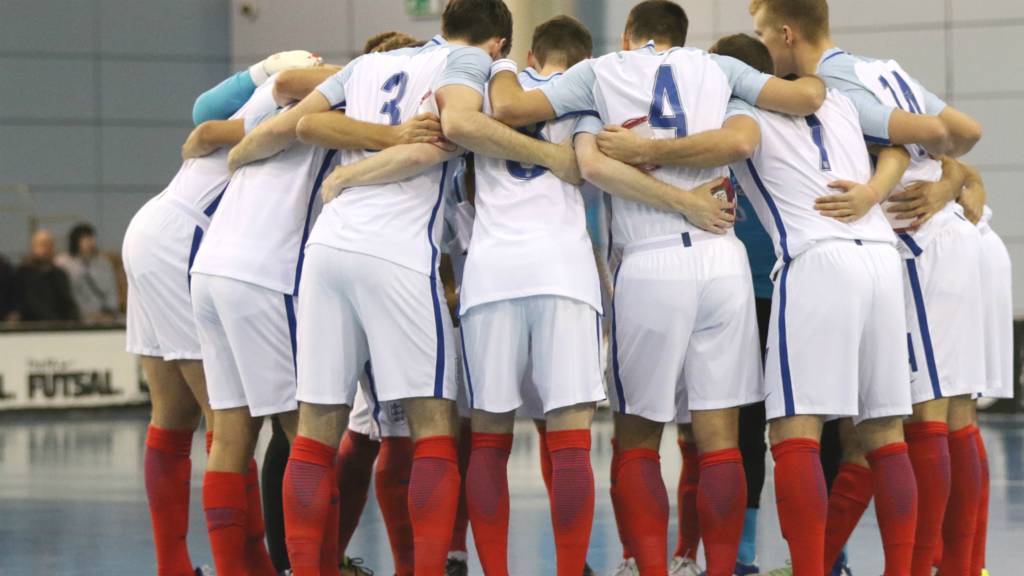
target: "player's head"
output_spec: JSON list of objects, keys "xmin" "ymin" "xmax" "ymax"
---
[
  {"xmin": 623, "ymin": 0, "xmax": 688, "ymax": 50},
  {"xmin": 749, "ymin": 0, "xmax": 830, "ymax": 76},
  {"xmin": 709, "ymin": 34, "xmax": 775, "ymax": 75},
  {"xmin": 528, "ymin": 15, "xmax": 592, "ymax": 71},
  {"xmin": 363, "ymin": 31, "xmax": 420, "ymax": 54},
  {"xmin": 442, "ymin": 0, "xmax": 513, "ymax": 59}
]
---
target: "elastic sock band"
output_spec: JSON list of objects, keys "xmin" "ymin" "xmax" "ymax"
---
[
  {"xmin": 699, "ymin": 447, "xmax": 742, "ymax": 468},
  {"xmin": 146, "ymin": 425, "xmax": 193, "ymax": 457},
  {"xmin": 290, "ymin": 435, "xmax": 336, "ymax": 466},
  {"xmin": 867, "ymin": 442, "xmax": 909, "ymax": 463},
  {"xmin": 546, "ymin": 429, "xmax": 592, "ymax": 452},
  {"xmin": 618, "ymin": 447, "xmax": 660, "ymax": 467},
  {"xmin": 471, "ymin": 432, "xmax": 513, "ymax": 452},
  {"xmin": 949, "ymin": 426, "xmax": 974, "ymax": 441},
  {"xmin": 904, "ymin": 421, "xmax": 949, "ymax": 440},
  {"xmin": 414, "ymin": 435, "xmax": 458, "ymax": 462},
  {"xmin": 771, "ymin": 438, "xmax": 820, "ymax": 459}
]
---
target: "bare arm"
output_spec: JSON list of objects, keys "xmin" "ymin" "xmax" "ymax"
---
[
  {"xmin": 575, "ymin": 133, "xmax": 734, "ymax": 234},
  {"xmin": 756, "ymin": 76, "xmax": 827, "ymax": 116},
  {"xmin": 815, "ymin": 146, "xmax": 910, "ymax": 223},
  {"xmin": 320, "ymin": 143, "xmax": 462, "ymax": 202},
  {"xmin": 181, "ymin": 119, "xmax": 245, "ymax": 159},
  {"xmin": 273, "ymin": 66, "xmax": 342, "ymax": 104},
  {"xmin": 227, "ymin": 91, "xmax": 332, "ymax": 171},
  {"xmin": 488, "ymin": 70, "xmax": 558, "ymax": 128},
  {"xmin": 439, "ymin": 84, "xmax": 580, "ymax": 184},
  {"xmin": 296, "ymin": 110, "xmax": 444, "ymax": 151},
  {"xmin": 597, "ymin": 115, "xmax": 761, "ymax": 168},
  {"xmin": 957, "ymin": 161, "xmax": 986, "ymax": 224},
  {"xmin": 887, "ymin": 109, "xmax": 950, "ymax": 156},
  {"xmin": 939, "ymin": 107, "xmax": 982, "ymax": 157}
]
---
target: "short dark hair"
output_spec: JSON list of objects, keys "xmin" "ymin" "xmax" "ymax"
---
[
  {"xmin": 69, "ymin": 223, "xmax": 95, "ymax": 256},
  {"xmin": 709, "ymin": 34, "xmax": 774, "ymax": 75},
  {"xmin": 625, "ymin": 0, "xmax": 688, "ymax": 48},
  {"xmin": 531, "ymin": 15, "xmax": 592, "ymax": 68},
  {"xmin": 442, "ymin": 0, "xmax": 513, "ymax": 50}
]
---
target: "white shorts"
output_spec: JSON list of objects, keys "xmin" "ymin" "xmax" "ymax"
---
[
  {"xmin": 460, "ymin": 295, "xmax": 605, "ymax": 415},
  {"xmin": 123, "ymin": 198, "xmax": 206, "ymax": 361},
  {"xmin": 978, "ymin": 227, "xmax": 1014, "ymax": 399},
  {"xmin": 348, "ymin": 386, "xmax": 410, "ymax": 440},
  {"xmin": 765, "ymin": 241, "xmax": 911, "ymax": 423},
  {"xmin": 900, "ymin": 219, "xmax": 986, "ymax": 404},
  {"xmin": 191, "ymin": 273, "xmax": 298, "ymax": 417},
  {"xmin": 296, "ymin": 245, "xmax": 458, "ymax": 406},
  {"xmin": 609, "ymin": 235, "xmax": 763, "ymax": 424}
]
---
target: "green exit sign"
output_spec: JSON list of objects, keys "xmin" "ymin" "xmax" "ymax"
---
[{"xmin": 406, "ymin": 0, "xmax": 445, "ymax": 18}]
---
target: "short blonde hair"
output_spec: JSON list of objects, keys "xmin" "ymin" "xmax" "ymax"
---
[{"xmin": 749, "ymin": 0, "xmax": 829, "ymax": 42}]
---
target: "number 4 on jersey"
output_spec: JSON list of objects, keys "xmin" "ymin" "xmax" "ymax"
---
[{"xmin": 648, "ymin": 65, "xmax": 688, "ymax": 138}]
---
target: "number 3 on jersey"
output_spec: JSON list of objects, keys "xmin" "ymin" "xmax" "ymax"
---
[
  {"xmin": 380, "ymin": 72, "xmax": 408, "ymax": 126},
  {"xmin": 649, "ymin": 65, "xmax": 687, "ymax": 138}
]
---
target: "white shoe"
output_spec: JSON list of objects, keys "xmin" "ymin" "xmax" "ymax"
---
[
  {"xmin": 608, "ymin": 557, "xmax": 639, "ymax": 576},
  {"xmin": 669, "ymin": 556, "xmax": 703, "ymax": 576}
]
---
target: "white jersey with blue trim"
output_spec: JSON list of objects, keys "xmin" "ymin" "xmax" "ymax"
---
[
  {"xmin": 544, "ymin": 45, "xmax": 770, "ymax": 246},
  {"xmin": 307, "ymin": 36, "xmax": 491, "ymax": 276},
  {"xmin": 159, "ymin": 79, "xmax": 279, "ymax": 220},
  {"xmin": 728, "ymin": 90, "xmax": 896, "ymax": 267},
  {"xmin": 460, "ymin": 68, "xmax": 601, "ymax": 314},
  {"xmin": 189, "ymin": 101, "xmax": 338, "ymax": 296},
  {"xmin": 818, "ymin": 48, "xmax": 958, "ymax": 253}
]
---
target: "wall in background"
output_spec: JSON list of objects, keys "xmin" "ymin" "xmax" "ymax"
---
[{"xmin": 0, "ymin": 0, "xmax": 230, "ymax": 258}]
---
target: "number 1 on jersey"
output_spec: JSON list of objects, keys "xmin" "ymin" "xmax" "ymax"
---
[
  {"xmin": 648, "ymin": 65, "xmax": 687, "ymax": 138},
  {"xmin": 380, "ymin": 72, "xmax": 408, "ymax": 126}
]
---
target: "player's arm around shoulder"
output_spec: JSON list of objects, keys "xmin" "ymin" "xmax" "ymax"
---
[
  {"xmin": 181, "ymin": 119, "xmax": 245, "ymax": 160},
  {"xmin": 320, "ymin": 143, "xmax": 464, "ymax": 203},
  {"xmin": 227, "ymin": 91, "xmax": 331, "ymax": 171},
  {"xmin": 488, "ymin": 59, "xmax": 558, "ymax": 128},
  {"xmin": 598, "ymin": 113, "xmax": 761, "ymax": 169},
  {"xmin": 756, "ymin": 75, "xmax": 826, "ymax": 116},
  {"xmin": 273, "ymin": 65, "xmax": 342, "ymax": 105},
  {"xmin": 816, "ymin": 146, "xmax": 910, "ymax": 224}
]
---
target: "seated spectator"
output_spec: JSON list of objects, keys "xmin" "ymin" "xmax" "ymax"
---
[
  {"xmin": 0, "ymin": 253, "xmax": 14, "ymax": 321},
  {"xmin": 56, "ymin": 223, "xmax": 122, "ymax": 324},
  {"xmin": 10, "ymin": 229, "xmax": 79, "ymax": 323}
]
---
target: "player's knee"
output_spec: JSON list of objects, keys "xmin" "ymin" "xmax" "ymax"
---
[
  {"xmin": 296, "ymin": 401, "xmax": 348, "ymax": 446},
  {"xmin": 470, "ymin": 408, "xmax": 515, "ymax": 434},
  {"xmin": 546, "ymin": 402, "xmax": 595, "ymax": 432}
]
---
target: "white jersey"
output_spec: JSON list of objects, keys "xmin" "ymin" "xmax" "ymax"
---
[
  {"xmin": 540, "ymin": 44, "xmax": 773, "ymax": 247},
  {"xmin": 189, "ymin": 101, "xmax": 338, "ymax": 295},
  {"xmin": 307, "ymin": 36, "xmax": 491, "ymax": 275},
  {"xmin": 821, "ymin": 50, "xmax": 957, "ymax": 255},
  {"xmin": 158, "ymin": 80, "xmax": 279, "ymax": 221},
  {"xmin": 441, "ymin": 155, "xmax": 474, "ymax": 284},
  {"xmin": 729, "ymin": 90, "xmax": 896, "ymax": 265},
  {"xmin": 461, "ymin": 69, "xmax": 601, "ymax": 314}
]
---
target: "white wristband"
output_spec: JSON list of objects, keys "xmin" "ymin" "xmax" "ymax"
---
[
  {"xmin": 490, "ymin": 58, "xmax": 518, "ymax": 77},
  {"xmin": 248, "ymin": 62, "xmax": 270, "ymax": 86}
]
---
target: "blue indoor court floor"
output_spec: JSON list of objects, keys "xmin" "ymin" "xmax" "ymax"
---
[{"xmin": 1, "ymin": 409, "xmax": 1022, "ymax": 575}]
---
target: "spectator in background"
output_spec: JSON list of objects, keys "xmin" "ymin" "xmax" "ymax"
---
[
  {"xmin": 0, "ymin": 253, "xmax": 14, "ymax": 321},
  {"xmin": 57, "ymin": 223, "xmax": 121, "ymax": 324},
  {"xmin": 9, "ymin": 229, "xmax": 79, "ymax": 323}
]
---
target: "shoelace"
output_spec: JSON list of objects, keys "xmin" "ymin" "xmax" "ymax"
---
[{"xmin": 341, "ymin": 556, "xmax": 375, "ymax": 575}]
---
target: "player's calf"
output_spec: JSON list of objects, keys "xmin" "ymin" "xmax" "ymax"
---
[{"xmin": 466, "ymin": 409, "xmax": 515, "ymax": 575}]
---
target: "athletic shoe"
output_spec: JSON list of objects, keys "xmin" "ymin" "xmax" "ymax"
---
[
  {"xmin": 829, "ymin": 558, "xmax": 853, "ymax": 576},
  {"xmin": 608, "ymin": 557, "xmax": 639, "ymax": 576},
  {"xmin": 669, "ymin": 556, "xmax": 703, "ymax": 576},
  {"xmin": 583, "ymin": 562, "xmax": 596, "ymax": 575},
  {"xmin": 734, "ymin": 560, "xmax": 761, "ymax": 575},
  {"xmin": 756, "ymin": 561, "xmax": 792, "ymax": 576},
  {"xmin": 981, "ymin": 570, "xmax": 989, "ymax": 576},
  {"xmin": 194, "ymin": 567, "xmax": 214, "ymax": 576},
  {"xmin": 445, "ymin": 557, "xmax": 468, "ymax": 576},
  {"xmin": 340, "ymin": 556, "xmax": 374, "ymax": 575}
]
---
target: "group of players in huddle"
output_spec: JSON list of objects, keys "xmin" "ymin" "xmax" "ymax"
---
[{"xmin": 122, "ymin": 0, "xmax": 1012, "ymax": 575}]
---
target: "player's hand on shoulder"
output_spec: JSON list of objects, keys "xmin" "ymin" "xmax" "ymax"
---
[
  {"xmin": 550, "ymin": 137, "xmax": 582, "ymax": 186},
  {"xmin": 957, "ymin": 178, "xmax": 985, "ymax": 225},
  {"xmin": 597, "ymin": 125, "xmax": 652, "ymax": 168},
  {"xmin": 816, "ymin": 180, "xmax": 881, "ymax": 223},
  {"xmin": 181, "ymin": 123, "xmax": 214, "ymax": 160},
  {"xmin": 321, "ymin": 166, "xmax": 347, "ymax": 204},
  {"xmin": 886, "ymin": 179, "xmax": 953, "ymax": 230},
  {"xmin": 397, "ymin": 112, "xmax": 445, "ymax": 146},
  {"xmin": 682, "ymin": 178, "xmax": 735, "ymax": 234}
]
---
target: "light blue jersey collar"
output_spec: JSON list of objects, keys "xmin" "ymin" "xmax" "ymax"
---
[
  {"xmin": 818, "ymin": 47, "xmax": 846, "ymax": 68},
  {"xmin": 429, "ymin": 35, "xmax": 445, "ymax": 46},
  {"xmin": 522, "ymin": 67, "xmax": 563, "ymax": 84}
]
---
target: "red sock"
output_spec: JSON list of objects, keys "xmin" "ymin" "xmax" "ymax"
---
[
  {"xmin": 609, "ymin": 437, "xmax": 634, "ymax": 560},
  {"xmin": 971, "ymin": 426, "xmax": 989, "ymax": 576},
  {"xmin": 905, "ymin": 421, "xmax": 950, "ymax": 576},
  {"xmin": 451, "ymin": 419, "xmax": 473, "ymax": 553},
  {"xmin": 466, "ymin": 432, "xmax": 513, "ymax": 575},
  {"xmin": 771, "ymin": 439, "xmax": 827, "ymax": 576},
  {"xmin": 675, "ymin": 439, "xmax": 700, "ymax": 561},
  {"xmin": 548, "ymin": 429, "xmax": 595, "ymax": 576},
  {"xmin": 376, "ymin": 437, "xmax": 415, "ymax": 576},
  {"xmin": 322, "ymin": 467, "xmax": 341, "ymax": 575},
  {"xmin": 244, "ymin": 459, "xmax": 277, "ymax": 575},
  {"xmin": 145, "ymin": 425, "xmax": 194, "ymax": 576},
  {"xmin": 335, "ymin": 430, "xmax": 380, "ymax": 556},
  {"xmin": 614, "ymin": 447, "xmax": 667, "ymax": 575},
  {"xmin": 203, "ymin": 470, "xmax": 248, "ymax": 576},
  {"xmin": 283, "ymin": 436, "xmax": 338, "ymax": 576},
  {"xmin": 410, "ymin": 435, "xmax": 461, "ymax": 574},
  {"xmin": 868, "ymin": 443, "xmax": 918, "ymax": 576},
  {"xmin": 698, "ymin": 448, "xmax": 747, "ymax": 576},
  {"xmin": 939, "ymin": 426, "xmax": 982, "ymax": 576},
  {"xmin": 205, "ymin": 431, "xmax": 213, "ymax": 454},
  {"xmin": 824, "ymin": 463, "xmax": 873, "ymax": 571},
  {"xmin": 538, "ymin": 423, "xmax": 554, "ymax": 497}
]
